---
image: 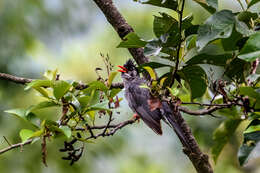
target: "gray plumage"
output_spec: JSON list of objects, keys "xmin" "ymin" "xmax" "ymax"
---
[
  {"xmin": 119, "ymin": 60, "xmax": 190, "ymax": 147},
  {"xmin": 124, "ymin": 76, "xmax": 163, "ymax": 134}
]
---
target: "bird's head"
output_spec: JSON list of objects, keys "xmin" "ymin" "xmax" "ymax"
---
[{"xmin": 117, "ymin": 59, "xmax": 139, "ymax": 81}]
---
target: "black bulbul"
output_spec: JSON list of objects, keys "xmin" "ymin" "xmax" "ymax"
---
[{"xmin": 118, "ymin": 60, "xmax": 190, "ymax": 148}]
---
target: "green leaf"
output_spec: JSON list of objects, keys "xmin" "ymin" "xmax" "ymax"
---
[
  {"xmin": 25, "ymin": 80, "xmax": 52, "ymax": 90},
  {"xmin": 192, "ymin": 0, "xmax": 217, "ymax": 14},
  {"xmin": 19, "ymin": 129, "xmax": 35, "ymax": 143},
  {"xmin": 139, "ymin": 62, "xmax": 172, "ymax": 69},
  {"xmin": 44, "ymin": 119, "xmax": 59, "ymax": 127},
  {"xmin": 197, "ymin": 10, "xmax": 235, "ymax": 51},
  {"xmin": 246, "ymin": 74, "xmax": 260, "ymax": 84},
  {"xmin": 239, "ymin": 87, "xmax": 260, "ymax": 100},
  {"xmin": 237, "ymin": 11, "xmax": 258, "ymax": 25},
  {"xmin": 186, "ymin": 53, "xmax": 233, "ymax": 66},
  {"xmin": 141, "ymin": 0, "xmax": 178, "ymax": 11},
  {"xmin": 238, "ymin": 32, "xmax": 260, "ymax": 62},
  {"xmin": 153, "ymin": 12, "xmax": 178, "ymax": 38},
  {"xmin": 71, "ymin": 95, "xmax": 81, "ymax": 111},
  {"xmin": 238, "ymin": 119, "xmax": 260, "ymax": 165},
  {"xmin": 78, "ymin": 96, "xmax": 91, "ymax": 109},
  {"xmin": 117, "ymin": 33, "xmax": 147, "ymax": 48},
  {"xmin": 87, "ymin": 111, "xmax": 96, "ymax": 120},
  {"xmin": 185, "ymin": 35, "xmax": 197, "ymax": 50},
  {"xmin": 59, "ymin": 126, "xmax": 72, "ymax": 139},
  {"xmin": 87, "ymin": 101, "xmax": 110, "ymax": 112},
  {"xmin": 221, "ymin": 27, "xmax": 243, "ymax": 51},
  {"xmin": 31, "ymin": 129, "xmax": 44, "ymax": 138},
  {"xmin": 185, "ymin": 25, "xmax": 199, "ymax": 37},
  {"xmin": 206, "ymin": 0, "xmax": 218, "ymax": 9},
  {"xmin": 30, "ymin": 101, "xmax": 59, "ymax": 112},
  {"xmin": 248, "ymin": 0, "xmax": 260, "ymax": 8},
  {"xmin": 159, "ymin": 72, "xmax": 171, "ymax": 87},
  {"xmin": 244, "ymin": 125, "xmax": 260, "ymax": 134},
  {"xmin": 182, "ymin": 14, "xmax": 194, "ymax": 31},
  {"xmin": 107, "ymin": 72, "xmax": 118, "ymax": 88},
  {"xmin": 179, "ymin": 65, "xmax": 207, "ymax": 100},
  {"xmin": 89, "ymin": 90, "xmax": 100, "ymax": 106},
  {"xmin": 167, "ymin": 87, "xmax": 179, "ymax": 96},
  {"xmin": 217, "ymin": 106, "xmax": 240, "ymax": 119},
  {"xmin": 82, "ymin": 81, "xmax": 108, "ymax": 95},
  {"xmin": 43, "ymin": 121, "xmax": 72, "ymax": 138},
  {"xmin": 33, "ymin": 87, "xmax": 49, "ymax": 98},
  {"xmin": 212, "ymin": 119, "xmax": 241, "ymax": 163},
  {"xmin": 142, "ymin": 66, "xmax": 157, "ymax": 80},
  {"xmin": 235, "ymin": 18, "xmax": 254, "ymax": 36},
  {"xmin": 5, "ymin": 108, "xmax": 27, "ymax": 119},
  {"xmin": 225, "ymin": 58, "xmax": 250, "ymax": 83},
  {"xmin": 110, "ymin": 88, "xmax": 121, "ymax": 98},
  {"xmin": 144, "ymin": 39, "xmax": 162, "ymax": 56},
  {"xmin": 164, "ymin": 32, "xmax": 181, "ymax": 47},
  {"xmin": 4, "ymin": 108, "xmax": 40, "ymax": 128},
  {"xmin": 43, "ymin": 69, "xmax": 58, "ymax": 81},
  {"xmin": 53, "ymin": 80, "xmax": 72, "ymax": 100}
]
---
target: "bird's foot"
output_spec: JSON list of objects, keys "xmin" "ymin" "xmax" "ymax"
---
[{"xmin": 133, "ymin": 113, "xmax": 140, "ymax": 122}]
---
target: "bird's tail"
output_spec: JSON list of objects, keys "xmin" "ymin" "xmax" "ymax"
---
[{"xmin": 161, "ymin": 102, "xmax": 191, "ymax": 149}]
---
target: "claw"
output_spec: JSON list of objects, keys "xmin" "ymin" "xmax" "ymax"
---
[{"xmin": 133, "ymin": 113, "xmax": 140, "ymax": 123}]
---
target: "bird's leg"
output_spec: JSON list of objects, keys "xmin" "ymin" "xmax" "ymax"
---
[{"xmin": 133, "ymin": 113, "xmax": 140, "ymax": 122}]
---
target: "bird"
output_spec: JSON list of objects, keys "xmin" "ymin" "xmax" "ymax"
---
[{"xmin": 118, "ymin": 59, "xmax": 190, "ymax": 148}]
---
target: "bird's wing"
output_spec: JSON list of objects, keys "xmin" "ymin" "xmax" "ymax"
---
[{"xmin": 127, "ymin": 84, "xmax": 162, "ymax": 135}]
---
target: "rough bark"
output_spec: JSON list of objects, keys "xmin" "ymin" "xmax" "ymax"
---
[{"xmin": 91, "ymin": 0, "xmax": 213, "ymax": 172}]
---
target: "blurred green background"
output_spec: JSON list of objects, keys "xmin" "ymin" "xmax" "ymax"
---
[{"xmin": 0, "ymin": 0, "xmax": 259, "ymax": 173}]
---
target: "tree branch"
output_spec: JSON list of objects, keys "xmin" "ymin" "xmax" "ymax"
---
[
  {"xmin": 0, "ymin": 139, "xmax": 33, "ymax": 155},
  {"xmin": 0, "ymin": 72, "xmax": 124, "ymax": 89},
  {"xmin": 92, "ymin": 0, "xmax": 213, "ymax": 172},
  {"xmin": 0, "ymin": 118, "xmax": 137, "ymax": 155},
  {"xmin": 170, "ymin": 103, "xmax": 213, "ymax": 173},
  {"xmin": 179, "ymin": 105, "xmax": 231, "ymax": 116},
  {"xmin": 0, "ymin": 72, "xmax": 32, "ymax": 84},
  {"xmin": 92, "ymin": 0, "xmax": 149, "ymax": 66}
]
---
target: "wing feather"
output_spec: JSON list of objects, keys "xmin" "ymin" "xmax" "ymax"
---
[{"xmin": 127, "ymin": 84, "xmax": 162, "ymax": 135}]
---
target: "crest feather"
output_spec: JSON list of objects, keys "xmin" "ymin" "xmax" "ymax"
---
[{"xmin": 124, "ymin": 59, "xmax": 137, "ymax": 71}]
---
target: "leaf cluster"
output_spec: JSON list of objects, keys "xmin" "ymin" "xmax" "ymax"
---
[
  {"xmin": 5, "ymin": 68, "xmax": 122, "ymax": 165},
  {"xmin": 118, "ymin": 0, "xmax": 260, "ymax": 166}
]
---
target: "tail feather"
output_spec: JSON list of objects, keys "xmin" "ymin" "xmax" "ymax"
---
[{"xmin": 161, "ymin": 102, "xmax": 191, "ymax": 149}]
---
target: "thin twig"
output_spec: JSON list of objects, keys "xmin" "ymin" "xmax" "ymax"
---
[
  {"xmin": 237, "ymin": 0, "xmax": 245, "ymax": 11},
  {"xmin": 179, "ymin": 106, "xmax": 229, "ymax": 116},
  {"xmin": 181, "ymin": 102, "xmax": 234, "ymax": 107},
  {"xmin": 102, "ymin": 112, "xmax": 113, "ymax": 136},
  {"xmin": 107, "ymin": 118, "xmax": 138, "ymax": 135},
  {"xmin": 85, "ymin": 123, "xmax": 96, "ymax": 139},
  {"xmin": 85, "ymin": 118, "xmax": 137, "ymax": 140},
  {"xmin": 0, "ymin": 139, "xmax": 33, "ymax": 155},
  {"xmin": 3, "ymin": 136, "xmax": 12, "ymax": 146},
  {"xmin": 170, "ymin": 0, "xmax": 185, "ymax": 86},
  {"xmin": 75, "ymin": 124, "xmax": 117, "ymax": 131}
]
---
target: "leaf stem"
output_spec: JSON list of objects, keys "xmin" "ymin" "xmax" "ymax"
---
[{"xmin": 237, "ymin": 0, "xmax": 245, "ymax": 11}]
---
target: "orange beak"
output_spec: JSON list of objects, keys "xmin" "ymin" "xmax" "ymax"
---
[{"xmin": 117, "ymin": 65, "xmax": 127, "ymax": 73}]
